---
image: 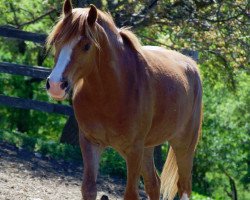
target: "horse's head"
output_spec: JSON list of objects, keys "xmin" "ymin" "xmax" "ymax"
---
[{"xmin": 46, "ymin": 0, "xmax": 100, "ymax": 100}]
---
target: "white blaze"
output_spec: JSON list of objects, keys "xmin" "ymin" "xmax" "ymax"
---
[{"xmin": 49, "ymin": 38, "xmax": 80, "ymax": 82}]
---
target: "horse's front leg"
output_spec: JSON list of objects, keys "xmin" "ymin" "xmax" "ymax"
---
[
  {"xmin": 79, "ymin": 131, "xmax": 103, "ymax": 200},
  {"xmin": 124, "ymin": 142, "xmax": 144, "ymax": 200}
]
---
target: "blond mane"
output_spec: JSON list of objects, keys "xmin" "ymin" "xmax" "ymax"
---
[{"xmin": 46, "ymin": 7, "xmax": 143, "ymax": 54}]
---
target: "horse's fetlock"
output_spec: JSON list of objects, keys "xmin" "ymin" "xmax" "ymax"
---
[{"xmin": 81, "ymin": 183, "xmax": 97, "ymax": 200}]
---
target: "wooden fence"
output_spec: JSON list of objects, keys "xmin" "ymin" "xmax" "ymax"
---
[{"xmin": 0, "ymin": 26, "xmax": 74, "ymax": 116}]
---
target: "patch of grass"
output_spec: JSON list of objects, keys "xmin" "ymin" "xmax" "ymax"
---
[
  {"xmin": 0, "ymin": 129, "xmax": 82, "ymax": 161},
  {"xmin": 192, "ymin": 192, "xmax": 213, "ymax": 200},
  {"xmin": 100, "ymin": 148, "xmax": 126, "ymax": 177}
]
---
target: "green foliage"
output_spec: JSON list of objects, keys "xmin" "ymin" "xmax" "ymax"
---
[
  {"xmin": 0, "ymin": 1, "xmax": 249, "ymax": 199},
  {"xmin": 100, "ymin": 148, "xmax": 127, "ymax": 177},
  {"xmin": 0, "ymin": 128, "xmax": 127, "ymax": 178},
  {"xmin": 192, "ymin": 192, "xmax": 213, "ymax": 200},
  {"xmin": 0, "ymin": 0, "xmax": 65, "ymax": 141},
  {"xmin": 193, "ymin": 71, "xmax": 250, "ymax": 199},
  {"xmin": 0, "ymin": 129, "xmax": 82, "ymax": 161}
]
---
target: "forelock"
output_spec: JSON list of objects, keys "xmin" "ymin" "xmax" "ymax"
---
[{"xmin": 46, "ymin": 8, "xmax": 97, "ymax": 49}]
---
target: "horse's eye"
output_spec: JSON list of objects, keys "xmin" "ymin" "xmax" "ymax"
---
[{"xmin": 83, "ymin": 43, "xmax": 91, "ymax": 51}]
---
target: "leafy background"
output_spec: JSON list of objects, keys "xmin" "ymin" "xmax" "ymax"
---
[{"xmin": 0, "ymin": 0, "xmax": 249, "ymax": 199}]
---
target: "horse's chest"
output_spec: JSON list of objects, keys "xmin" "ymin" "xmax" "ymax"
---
[{"xmin": 74, "ymin": 106, "xmax": 134, "ymax": 148}]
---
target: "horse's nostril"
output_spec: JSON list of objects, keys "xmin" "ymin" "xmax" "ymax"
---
[
  {"xmin": 60, "ymin": 80, "xmax": 69, "ymax": 90},
  {"xmin": 46, "ymin": 78, "xmax": 50, "ymax": 90}
]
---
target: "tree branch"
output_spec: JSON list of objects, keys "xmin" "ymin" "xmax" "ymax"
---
[
  {"xmin": 9, "ymin": 2, "xmax": 20, "ymax": 26},
  {"xmin": 128, "ymin": 0, "xmax": 159, "ymax": 26},
  {"xmin": 223, "ymin": 170, "xmax": 238, "ymax": 200},
  {"xmin": 17, "ymin": 9, "xmax": 56, "ymax": 29},
  {"xmin": 140, "ymin": 35, "xmax": 174, "ymax": 49}
]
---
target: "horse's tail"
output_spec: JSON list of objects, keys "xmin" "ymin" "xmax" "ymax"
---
[{"xmin": 160, "ymin": 146, "xmax": 179, "ymax": 200}]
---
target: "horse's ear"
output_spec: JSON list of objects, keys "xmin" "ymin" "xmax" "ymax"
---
[
  {"xmin": 87, "ymin": 4, "xmax": 98, "ymax": 26},
  {"xmin": 63, "ymin": 0, "xmax": 72, "ymax": 16}
]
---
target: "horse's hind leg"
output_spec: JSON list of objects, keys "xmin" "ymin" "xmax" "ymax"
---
[
  {"xmin": 141, "ymin": 147, "xmax": 161, "ymax": 200},
  {"xmin": 170, "ymin": 126, "xmax": 200, "ymax": 199},
  {"xmin": 173, "ymin": 145, "xmax": 194, "ymax": 200},
  {"xmin": 79, "ymin": 131, "xmax": 103, "ymax": 200}
]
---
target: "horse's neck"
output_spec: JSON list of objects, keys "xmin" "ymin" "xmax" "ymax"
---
[
  {"xmin": 82, "ymin": 49, "xmax": 124, "ymax": 99},
  {"xmin": 81, "ymin": 43, "xmax": 139, "ymax": 103}
]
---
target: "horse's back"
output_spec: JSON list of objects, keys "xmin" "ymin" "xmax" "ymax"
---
[
  {"xmin": 142, "ymin": 46, "xmax": 197, "ymax": 70},
  {"xmin": 142, "ymin": 45, "xmax": 200, "ymax": 93}
]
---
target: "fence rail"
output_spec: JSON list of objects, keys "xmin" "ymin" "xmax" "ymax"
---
[
  {"xmin": 0, "ymin": 62, "xmax": 50, "ymax": 79},
  {"xmin": 0, "ymin": 95, "xmax": 73, "ymax": 116},
  {"xmin": 0, "ymin": 27, "xmax": 74, "ymax": 116},
  {"xmin": 0, "ymin": 26, "xmax": 46, "ymax": 44},
  {"xmin": 0, "ymin": 61, "xmax": 74, "ymax": 115}
]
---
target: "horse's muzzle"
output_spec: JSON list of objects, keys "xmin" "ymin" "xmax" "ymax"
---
[{"xmin": 46, "ymin": 78, "xmax": 70, "ymax": 100}]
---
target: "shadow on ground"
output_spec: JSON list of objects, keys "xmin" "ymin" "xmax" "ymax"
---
[{"xmin": 0, "ymin": 141, "xmax": 147, "ymax": 200}]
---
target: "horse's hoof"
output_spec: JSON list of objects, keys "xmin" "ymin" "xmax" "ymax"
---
[{"xmin": 100, "ymin": 195, "xmax": 109, "ymax": 200}]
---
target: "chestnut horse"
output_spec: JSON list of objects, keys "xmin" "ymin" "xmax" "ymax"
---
[{"xmin": 46, "ymin": 1, "xmax": 202, "ymax": 200}]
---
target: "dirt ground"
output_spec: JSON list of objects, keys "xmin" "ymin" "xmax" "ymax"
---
[{"xmin": 0, "ymin": 141, "xmax": 147, "ymax": 200}]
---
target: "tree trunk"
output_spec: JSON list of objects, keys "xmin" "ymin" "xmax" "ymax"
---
[
  {"xmin": 60, "ymin": 115, "xmax": 79, "ymax": 146},
  {"xmin": 228, "ymin": 175, "xmax": 238, "ymax": 200},
  {"xmin": 223, "ymin": 170, "xmax": 238, "ymax": 200}
]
